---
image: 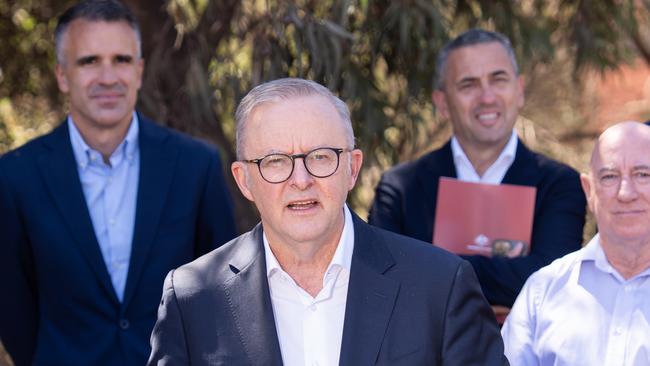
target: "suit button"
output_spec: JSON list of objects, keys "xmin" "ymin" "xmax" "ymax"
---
[{"xmin": 119, "ymin": 319, "xmax": 130, "ymax": 330}]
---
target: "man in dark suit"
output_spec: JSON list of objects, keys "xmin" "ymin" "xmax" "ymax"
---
[
  {"xmin": 369, "ymin": 29, "xmax": 587, "ymax": 310},
  {"xmin": 0, "ymin": 1, "xmax": 236, "ymax": 365},
  {"xmin": 148, "ymin": 78, "xmax": 507, "ymax": 365}
]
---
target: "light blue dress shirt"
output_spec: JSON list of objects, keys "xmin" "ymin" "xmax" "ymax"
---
[
  {"xmin": 68, "ymin": 114, "xmax": 140, "ymax": 302},
  {"xmin": 502, "ymin": 234, "xmax": 650, "ymax": 366}
]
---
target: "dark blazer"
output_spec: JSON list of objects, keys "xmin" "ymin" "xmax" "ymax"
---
[
  {"xmin": 368, "ymin": 139, "xmax": 586, "ymax": 307},
  {"xmin": 0, "ymin": 116, "xmax": 237, "ymax": 366},
  {"xmin": 148, "ymin": 214, "xmax": 507, "ymax": 366}
]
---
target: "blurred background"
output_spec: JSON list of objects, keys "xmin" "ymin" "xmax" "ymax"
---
[{"xmin": 1, "ymin": 0, "xmax": 649, "ymax": 364}]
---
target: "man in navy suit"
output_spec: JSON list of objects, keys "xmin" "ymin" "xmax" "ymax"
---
[
  {"xmin": 0, "ymin": 1, "xmax": 236, "ymax": 365},
  {"xmin": 148, "ymin": 78, "xmax": 507, "ymax": 365},
  {"xmin": 369, "ymin": 29, "xmax": 587, "ymax": 310}
]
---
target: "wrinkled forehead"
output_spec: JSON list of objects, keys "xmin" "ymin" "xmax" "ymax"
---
[{"xmin": 244, "ymin": 95, "xmax": 349, "ymax": 153}]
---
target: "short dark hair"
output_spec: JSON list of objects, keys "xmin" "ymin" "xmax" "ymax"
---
[
  {"xmin": 55, "ymin": 0, "xmax": 141, "ymax": 64},
  {"xmin": 434, "ymin": 28, "xmax": 518, "ymax": 90}
]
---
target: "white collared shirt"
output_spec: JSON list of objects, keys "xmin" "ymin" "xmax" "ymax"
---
[
  {"xmin": 502, "ymin": 234, "xmax": 650, "ymax": 366},
  {"xmin": 451, "ymin": 130, "xmax": 518, "ymax": 184},
  {"xmin": 68, "ymin": 113, "xmax": 140, "ymax": 301},
  {"xmin": 264, "ymin": 205, "xmax": 355, "ymax": 366}
]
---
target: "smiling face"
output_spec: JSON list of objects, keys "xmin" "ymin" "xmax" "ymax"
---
[
  {"xmin": 231, "ymin": 94, "xmax": 363, "ymax": 248},
  {"xmin": 55, "ymin": 19, "xmax": 143, "ymax": 135},
  {"xmin": 581, "ymin": 122, "xmax": 650, "ymax": 244},
  {"xmin": 433, "ymin": 42, "xmax": 524, "ymax": 153}
]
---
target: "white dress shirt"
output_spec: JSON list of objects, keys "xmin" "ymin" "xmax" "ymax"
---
[
  {"xmin": 451, "ymin": 130, "xmax": 518, "ymax": 184},
  {"xmin": 502, "ymin": 234, "xmax": 650, "ymax": 366},
  {"xmin": 264, "ymin": 205, "xmax": 354, "ymax": 366}
]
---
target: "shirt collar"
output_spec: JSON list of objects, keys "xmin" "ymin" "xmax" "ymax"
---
[
  {"xmin": 264, "ymin": 204, "xmax": 355, "ymax": 278},
  {"xmin": 68, "ymin": 112, "xmax": 139, "ymax": 170},
  {"xmin": 580, "ymin": 233, "xmax": 650, "ymax": 281},
  {"xmin": 450, "ymin": 129, "xmax": 518, "ymax": 179}
]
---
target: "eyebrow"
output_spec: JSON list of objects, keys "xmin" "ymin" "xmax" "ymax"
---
[
  {"xmin": 597, "ymin": 165, "xmax": 650, "ymax": 174},
  {"xmin": 76, "ymin": 55, "xmax": 98, "ymax": 65},
  {"xmin": 75, "ymin": 54, "xmax": 134, "ymax": 66},
  {"xmin": 596, "ymin": 167, "xmax": 617, "ymax": 175},
  {"xmin": 455, "ymin": 69, "xmax": 511, "ymax": 85}
]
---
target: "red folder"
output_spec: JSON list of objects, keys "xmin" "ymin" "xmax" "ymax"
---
[{"xmin": 433, "ymin": 177, "xmax": 536, "ymax": 257}]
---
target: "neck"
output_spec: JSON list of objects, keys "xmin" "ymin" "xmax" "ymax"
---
[
  {"xmin": 266, "ymin": 215, "xmax": 345, "ymax": 297},
  {"xmin": 600, "ymin": 235, "xmax": 650, "ymax": 279},
  {"xmin": 72, "ymin": 115, "xmax": 132, "ymax": 162},
  {"xmin": 461, "ymin": 143, "xmax": 506, "ymax": 177}
]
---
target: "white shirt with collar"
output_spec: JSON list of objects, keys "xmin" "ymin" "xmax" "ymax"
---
[
  {"xmin": 451, "ymin": 129, "xmax": 518, "ymax": 184},
  {"xmin": 502, "ymin": 233, "xmax": 650, "ymax": 366},
  {"xmin": 264, "ymin": 205, "xmax": 355, "ymax": 366},
  {"xmin": 68, "ymin": 113, "xmax": 140, "ymax": 301}
]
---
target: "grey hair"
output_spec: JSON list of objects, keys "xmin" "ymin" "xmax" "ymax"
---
[
  {"xmin": 435, "ymin": 28, "xmax": 519, "ymax": 90},
  {"xmin": 55, "ymin": 0, "xmax": 141, "ymax": 65},
  {"xmin": 235, "ymin": 78, "xmax": 355, "ymax": 159}
]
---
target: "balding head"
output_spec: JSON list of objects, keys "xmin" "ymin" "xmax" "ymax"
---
[
  {"xmin": 581, "ymin": 121, "xmax": 650, "ymax": 252},
  {"xmin": 589, "ymin": 121, "xmax": 650, "ymax": 172}
]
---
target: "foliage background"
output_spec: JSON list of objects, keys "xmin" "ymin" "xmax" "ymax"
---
[{"xmin": 1, "ymin": 1, "xmax": 649, "ymax": 364}]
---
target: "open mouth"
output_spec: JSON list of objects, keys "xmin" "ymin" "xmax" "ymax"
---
[
  {"xmin": 476, "ymin": 112, "xmax": 499, "ymax": 125},
  {"xmin": 287, "ymin": 200, "xmax": 319, "ymax": 210}
]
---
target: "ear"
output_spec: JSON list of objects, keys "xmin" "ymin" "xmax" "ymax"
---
[
  {"xmin": 580, "ymin": 173, "xmax": 594, "ymax": 213},
  {"xmin": 432, "ymin": 90, "xmax": 450, "ymax": 119},
  {"xmin": 516, "ymin": 75, "xmax": 525, "ymax": 108},
  {"xmin": 55, "ymin": 64, "xmax": 70, "ymax": 94},
  {"xmin": 347, "ymin": 149, "xmax": 363, "ymax": 190},
  {"xmin": 231, "ymin": 161, "xmax": 255, "ymax": 202}
]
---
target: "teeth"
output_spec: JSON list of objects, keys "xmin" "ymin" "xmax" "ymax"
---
[
  {"xmin": 288, "ymin": 200, "xmax": 317, "ymax": 209},
  {"xmin": 478, "ymin": 113, "xmax": 498, "ymax": 120}
]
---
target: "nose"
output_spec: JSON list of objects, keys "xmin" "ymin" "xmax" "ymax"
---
[
  {"xmin": 288, "ymin": 157, "xmax": 314, "ymax": 190},
  {"xmin": 480, "ymin": 85, "xmax": 497, "ymax": 104},
  {"xmin": 617, "ymin": 176, "xmax": 639, "ymax": 202},
  {"xmin": 98, "ymin": 63, "xmax": 119, "ymax": 85}
]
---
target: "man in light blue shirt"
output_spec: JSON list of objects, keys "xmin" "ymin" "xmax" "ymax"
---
[
  {"xmin": 68, "ymin": 113, "xmax": 140, "ymax": 301},
  {"xmin": 502, "ymin": 121, "xmax": 650, "ymax": 366},
  {"xmin": 0, "ymin": 1, "xmax": 237, "ymax": 365}
]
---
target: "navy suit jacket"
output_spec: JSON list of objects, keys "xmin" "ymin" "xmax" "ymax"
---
[
  {"xmin": 368, "ymin": 139, "xmax": 586, "ymax": 307},
  {"xmin": 148, "ymin": 213, "xmax": 508, "ymax": 365},
  {"xmin": 0, "ymin": 116, "xmax": 237, "ymax": 366}
]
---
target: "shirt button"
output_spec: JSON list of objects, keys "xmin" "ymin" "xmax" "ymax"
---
[
  {"xmin": 615, "ymin": 327, "xmax": 623, "ymax": 335},
  {"xmin": 624, "ymin": 285, "xmax": 633, "ymax": 292},
  {"xmin": 309, "ymin": 304, "xmax": 317, "ymax": 312},
  {"xmin": 109, "ymin": 218, "xmax": 116, "ymax": 225},
  {"xmin": 119, "ymin": 319, "xmax": 130, "ymax": 330}
]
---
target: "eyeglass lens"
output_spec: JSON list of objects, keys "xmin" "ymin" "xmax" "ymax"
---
[{"xmin": 259, "ymin": 148, "xmax": 341, "ymax": 183}]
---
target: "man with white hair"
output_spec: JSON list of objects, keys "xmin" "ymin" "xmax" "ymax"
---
[
  {"xmin": 148, "ymin": 78, "xmax": 507, "ymax": 365},
  {"xmin": 502, "ymin": 121, "xmax": 650, "ymax": 365}
]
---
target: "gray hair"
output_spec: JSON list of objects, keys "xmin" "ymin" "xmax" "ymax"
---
[
  {"xmin": 55, "ymin": 0, "xmax": 141, "ymax": 65},
  {"xmin": 235, "ymin": 78, "xmax": 355, "ymax": 159},
  {"xmin": 435, "ymin": 28, "xmax": 519, "ymax": 90}
]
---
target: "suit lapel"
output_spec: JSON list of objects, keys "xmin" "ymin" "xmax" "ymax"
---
[
  {"xmin": 502, "ymin": 141, "xmax": 538, "ymax": 186},
  {"xmin": 224, "ymin": 225, "xmax": 284, "ymax": 365},
  {"xmin": 416, "ymin": 141, "xmax": 456, "ymax": 212},
  {"xmin": 339, "ymin": 215, "xmax": 399, "ymax": 366},
  {"xmin": 122, "ymin": 117, "xmax": 178, "ymax": 309},
  {"xmin": 38, "ymin": 123, "xmax": 118, "ymax": 303}
]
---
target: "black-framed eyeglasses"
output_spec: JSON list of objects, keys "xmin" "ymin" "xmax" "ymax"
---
[{"xmin": 242, "ymin": 147, "xmax": 354, "ymax": 184}]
